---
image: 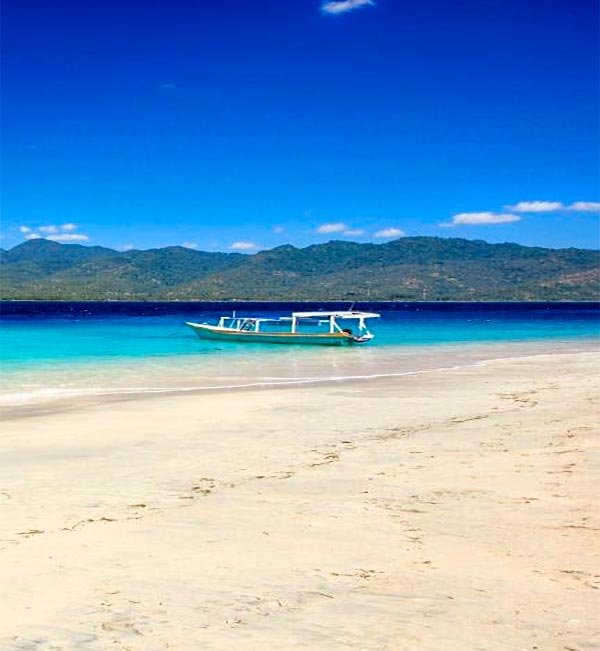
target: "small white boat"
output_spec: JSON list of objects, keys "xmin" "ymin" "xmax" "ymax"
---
[{"xmin": 186, "ymin": 310, "xmax": 380, "ymax": 346}]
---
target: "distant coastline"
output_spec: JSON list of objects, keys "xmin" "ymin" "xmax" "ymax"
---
[{"xmin": 1, "ymin": 299, "xmax": 600, "ymax": 304}]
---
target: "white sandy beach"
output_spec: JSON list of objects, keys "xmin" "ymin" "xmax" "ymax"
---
[{"xmin": 0, "ymin": 351, "xmax": 598, "ymax": 650}]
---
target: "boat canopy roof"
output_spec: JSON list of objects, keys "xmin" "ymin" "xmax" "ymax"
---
[{"xmin": 291, "ymin": 310, "xmax": 380, "ymax": 319}]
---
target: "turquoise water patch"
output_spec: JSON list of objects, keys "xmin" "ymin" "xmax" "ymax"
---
[
  {"xmin": 1, "ymin": 301, "xmax": 598, "ymax": 368},
  {"xmin": 0, "ymin": 302, "xmax": 598, "ymax": 407}
]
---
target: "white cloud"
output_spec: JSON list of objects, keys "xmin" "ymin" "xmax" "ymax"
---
[
  {"xmin": 506, "ymin": 201, "xmax": 564, "ymax": 213},
  {"xmin": 47, "ymin": 233, "xmax": 90, "ymax": 242},
  {"xmin": 20, "ymin": 222, "xmax": 90, "ymax": 243},
  {"xmin": 119, "ymin": 244, "xmax": 135, "ymax": 251},
  {"xmin": 443, "ymin": 212, "xmax": 521, "ymax": 227},
  {"xmin": 321, "ymin": 0, "xmax": 375, "ymax": 15},
  {"xmin": 21, "ymin": 222, "xmax": 80, "ymax": 239},
  {"xmin": 182, "ymin": 241, "xmax": 199, "ymax": 249},
  {"xmin": 567, "ymin": 201, "xmax": 600, "ymax": 213},
  {"xmin": 273, "ymin": 226, "xmax": 285, "ymax": 234},
  {"xmin": 230, "ymin": 241, "xmax": 259, "ymax": 251},
  {"xmin": 497, "ymin": 200, "xmax": 600, "ymax": 215},
  {"xmin": 316, "ymin": 222, "xmax": 366, "ymax": 236},
  {"xmin": 316, "ymin": 222, "xmax": 349, "ymax": 234},
  {"xmin": 38, "ymin": 223, "xmax": 79, "ymax": 233},
  {"xmin": 374, "ymin": 227, "xmax": 405, "ymax": 238}
]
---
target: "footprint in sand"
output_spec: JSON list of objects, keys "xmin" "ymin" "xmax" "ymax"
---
[
  {"xmin": 190, "ymin": 477, "xmax": 217, "ymax": 496},
  {"xmin": 557, "ymin": 569, "xmax": 600, "ymax": 590},
  {"xmin": 17, "ymin": 529, "xmax": 44, "ymax": 537}
]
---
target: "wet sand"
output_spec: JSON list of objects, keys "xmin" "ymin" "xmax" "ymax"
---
[{"xmin": 0, "ymin": 352, "xmax": 598, "ymax": 650}]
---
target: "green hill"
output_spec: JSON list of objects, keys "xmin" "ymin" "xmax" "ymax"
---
[{"xmin": 1, "ymin": 236, "xmax": 598, "ymax": 301}]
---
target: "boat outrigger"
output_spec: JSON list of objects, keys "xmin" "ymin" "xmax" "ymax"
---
[{"xmin": 186, "ymin": 311, "xmax": 380, "ymax": 346}]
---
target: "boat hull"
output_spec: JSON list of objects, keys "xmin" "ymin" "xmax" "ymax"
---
[{"xmin": 186, "ymin": 322, "xmax": 354, "ymax": 346}]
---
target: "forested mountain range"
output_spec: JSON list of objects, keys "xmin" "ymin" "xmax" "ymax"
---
[{"xmin": 1, "ymin": 237, "xmax": 598, "ymax": 301}]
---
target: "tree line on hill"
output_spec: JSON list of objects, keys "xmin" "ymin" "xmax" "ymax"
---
[{"xmin": 1, "ymin": 236, "xmax": 598, "ymax": 301}]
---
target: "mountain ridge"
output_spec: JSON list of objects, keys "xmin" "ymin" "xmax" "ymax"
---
[{"xmin": 1, "ymin": 236, "xmax": 598, "ymax": 301}]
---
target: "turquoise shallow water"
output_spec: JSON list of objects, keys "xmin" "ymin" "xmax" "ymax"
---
[{"xmin": 0, "ymin": 301, "xmax": 598, "ymax": 408}]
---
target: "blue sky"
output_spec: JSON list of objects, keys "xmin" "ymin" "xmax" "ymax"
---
[{"xmin": 2, "ymin": 0, "xmax": 599, "ymax": 252}]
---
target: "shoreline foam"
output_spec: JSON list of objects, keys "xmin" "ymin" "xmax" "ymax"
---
[{"xmin": 1, "ymin": 344, "xmax": 597, "ymax": 418}]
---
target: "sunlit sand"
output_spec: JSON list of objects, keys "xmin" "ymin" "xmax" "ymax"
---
[{"xmin": 0, "ymin": 351, "xmax": 598, "ymax": 650}]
